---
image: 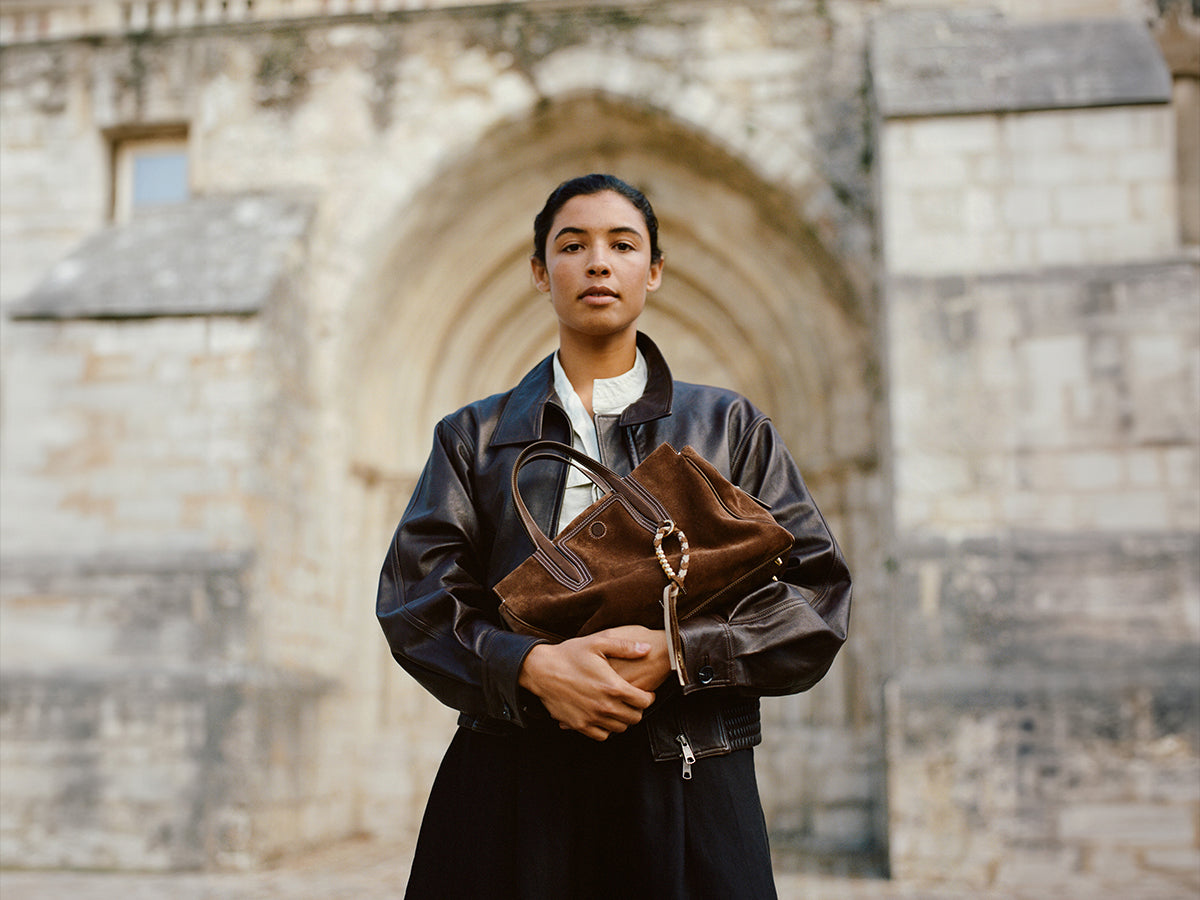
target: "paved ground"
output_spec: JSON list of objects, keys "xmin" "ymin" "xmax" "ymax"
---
[{"xmin": 2, "ymin": 835, "xmax": 1197, "ymax": 899}]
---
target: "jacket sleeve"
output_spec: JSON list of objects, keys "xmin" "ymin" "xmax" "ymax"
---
[
  {"xmin": 376, "ymin": 419, "xmax": 545, "ymax": 726},
  {"xmin": 675, "ymin": 415, "xmax": 851, "ymax": 696}
]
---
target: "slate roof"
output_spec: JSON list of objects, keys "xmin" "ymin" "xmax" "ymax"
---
[
  {"xmin": 871, "ymin": 10, "xmax": 1173, "ymax": 119},
  {"xmin": 10, "ymin": 193, "xmax": 315, "ymax": 319}
]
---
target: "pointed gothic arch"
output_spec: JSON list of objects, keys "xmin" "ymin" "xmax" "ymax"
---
[{"xmin": 344, "ymin": 94, "xmax": 875, "ymax": 479}]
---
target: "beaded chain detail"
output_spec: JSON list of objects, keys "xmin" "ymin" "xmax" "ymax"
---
[{"xmin": 653, "ymin": 522, "xmax": 690, "ymax": 588}]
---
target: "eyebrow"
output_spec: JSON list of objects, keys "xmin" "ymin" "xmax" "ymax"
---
[{"xmin": 552, "ymin": 225, "xmax": 643, "ymax": 242}]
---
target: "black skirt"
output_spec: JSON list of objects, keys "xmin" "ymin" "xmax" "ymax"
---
[{"xmin": 404, "ymin": 722, "xmax": 777, "ymax": 900}]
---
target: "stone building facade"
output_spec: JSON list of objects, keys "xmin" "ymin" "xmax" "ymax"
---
[{"xmin": 0, "ymin": 0, "xmax": 1196, "ymax": 892}]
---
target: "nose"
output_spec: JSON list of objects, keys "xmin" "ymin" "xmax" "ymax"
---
[{"xmin": 587, "ymin": 253, "xmax": 610, "ymax": 276}]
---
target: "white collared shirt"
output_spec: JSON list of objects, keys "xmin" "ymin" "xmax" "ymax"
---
[{"xmin": 551, "ymin": 349, "xmax": 648, "ymax": 535}]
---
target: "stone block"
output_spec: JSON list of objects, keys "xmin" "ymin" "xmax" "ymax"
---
[
  {"xmin": 1020, "ymin": 147, "xmax": 1114, "ymax": 187},
  {"xmin": 811, "ymin": 806, "xmax": 875, "ymax": 845},
  {"xmin": 1131, "ymin": 180, "xmax": 1179, "ymax": 225},
  {"xmin": 1078, "ymin": 490, "xmax": 1172, "ymax": 531},
  {"xmin": 931, "ymin": 493, "xmax": 1001, "ymax": 532},
  {"xmin": 1024, "ymin": 332, "xmax": 1086, "ymax": 386},
  {"xmin": 1117, "ymin": 147, "xmax": 1175, "ymax": 182},
  {"xmin": 0, "ymin": 553, "xmax": 252, "ymax": 670},
  {"xmin": 1002, "ymin": 187, "xmax": 1052, "ymax": 228},
  {"xmin": 1164, "ymin": 448, "xmax": 1200, "ymax": 490},
  {"xmin": 911, "ymin": 188, "xmax": 965, "ymax": 229},
  {"xmin": 1054, "ymin": 183, "xmax": 1131, "ymax": 226},
  {"xmin": 879, "ymin": 120, "xmax": 913, "ymax": 157},
  {"xmin": 1063, "ymin": 450, "xmax": 1124, "ymax": 490},
  {"xmin": 1035, "ymin": 228, "xmax": 1088, "ymax": 266},
  {"xmin": 1127, "ymin": 448, "xmax": 1165, "ymax": 489},
  {"xmin": 886, "ymin": 658, "xmax": 1200, "ymax": 889},
  {"xmin": 897, "ymin": 453, "xmax": 972, "ymax": 496},
  {"xmin": 0, "ymin": 661, "xmax": 335, "ymax": 871},
  {"xmin": 1143, "ymin": 847, "xmax": 1200, "ymax": 875},
  {"xmin": 963, "ymin": 188, "xmax": 999, "ymax": 230},
  {"xmin": 1002, "ymin": 110, "xmax": 1072, "ymax": 151},
  {"xmin": 1059, "ymin": 802, "xmax": 1195, "ymax": 846},
  {"xmin": 1065, "ymin": 106, "xmax": 1145, "ymax": 150},
  {"xmin": 991, "ymin": 846, "xmax": 1089, "ymax": 890},
  {"xmin": 1081, "ymin": 224, "xmax": 1163, "ymax": 267},
  {"xmin": 908, "ymin": 116, "xmax": 998, "ymax": 155},
  {"xmin": 892, "ymin": 151, "xmax": 972, "ymax": 189}
]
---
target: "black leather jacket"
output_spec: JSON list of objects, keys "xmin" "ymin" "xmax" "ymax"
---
[{"xmin": 376, "ymin": 333, "xmax": 851, "ymax": 770}]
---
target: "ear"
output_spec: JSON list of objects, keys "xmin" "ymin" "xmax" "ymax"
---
[
  {"xmin": 530, "ymin": 256, "xmax": 551, "ymax": 294},
  {"xmin": 646, "ymin": 256, "xmax": 664, "ymax": 293}
]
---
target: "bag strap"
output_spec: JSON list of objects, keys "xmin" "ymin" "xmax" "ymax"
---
[
  {"xmin": 511, "ymin": 439, "xmax": 690, "ymax": 680},
  {"xmin": 509, "ymin": 440, "xmax": 671, "ymax": 585}
]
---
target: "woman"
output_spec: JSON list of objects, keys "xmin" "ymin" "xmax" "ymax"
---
[{"xmin": 376, "ymin": 174, "xmax": 851, "ymax": 899}]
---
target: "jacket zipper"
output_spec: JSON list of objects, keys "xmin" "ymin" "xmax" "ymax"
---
[
  {"xmin": 676, "ymin": 733, "xmax": 696, "ymax": 780},
  {"xmin": 680, "ymin": 552, "xmax": 786, "ymax": 623}
]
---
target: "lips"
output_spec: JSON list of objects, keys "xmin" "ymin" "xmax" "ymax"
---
[{"xmin": 579, "ymin": 286, "xmax": 618, "ymax": 300}]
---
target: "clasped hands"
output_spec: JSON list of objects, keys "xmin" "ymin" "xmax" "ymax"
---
[{"xmin": 517, "ymin": 625, "xmax": 671, "ymax": 742}]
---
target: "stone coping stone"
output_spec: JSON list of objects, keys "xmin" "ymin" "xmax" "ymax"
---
[
  {"xmin": 9, "ymin": 193, "xmax": 315, "ymax": 320},
  {"xmin": 871, "ymin": 9, "xmax": 1173, "ymax": 118},
  {"xmin": 0, "ymin": 548, "xmax": 255, "ymax": 578},
  {"xmin": 0, "ymin": 661, "xmax": 336, "ymax": 693},
  {"xmin": 888, "ymin": 649, "xmax": 1200, "ymax": 699}
]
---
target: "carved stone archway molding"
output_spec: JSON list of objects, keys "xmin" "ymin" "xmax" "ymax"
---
[{"xmin": 345, "ymin": 93, "xmax": 874, "ymax": 483}]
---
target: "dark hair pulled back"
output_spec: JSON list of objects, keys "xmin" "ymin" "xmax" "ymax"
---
[{"xmin": 532, "ymin": 174, "xmax": 662, "ymax": 265}]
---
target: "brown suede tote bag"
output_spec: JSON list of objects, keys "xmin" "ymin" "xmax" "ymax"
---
[{"xmin": 493, "ymin": 440, "xmax": 794, "ymax": 685}]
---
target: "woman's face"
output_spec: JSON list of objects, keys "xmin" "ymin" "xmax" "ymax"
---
[{"xmin": 531, "ymin": 190, "xmax": 663, "ymax": 345}]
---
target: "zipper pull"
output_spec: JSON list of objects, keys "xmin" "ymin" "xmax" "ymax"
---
[{"xmin": 676, "ymin": 733, "xmax": 696, "ymax": 780}]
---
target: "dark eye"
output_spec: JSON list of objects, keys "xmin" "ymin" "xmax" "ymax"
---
[{"xmin": 614, "ymin": 241, "xmax": 635, "ymax": 252}]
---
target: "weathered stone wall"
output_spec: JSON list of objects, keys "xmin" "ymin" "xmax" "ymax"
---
[
  {"xmin": 1, "ymin": 0, "xmax": 1195, "ymax": 886},
  {"xmin": 880, "ymin": 105, "xmax": 1178, "ymax": 275},
  {"xmin": 0, "ymin": 552, "xmax": 342, "ymax": 870},
  {"xmin": 874, "ymin": 7, "xmax": 1200, "ymax": 892},
  {"xmin": 0, "ymin": 553, "xmax": 257, "ymax": 870},
  {"xmin": 881, "ymin": 261, "xmax": 1200, "ymax": 892},
  {"xmin": 887, "ymin": 262, "xmax": 1200, "ymax": 536},
  {"xmin": 1, "ymin": 314, "xmax": 264, "ymax": 554},
  {"xmin": 0, "ymin": 274, "xmax": 345, "ymax": 867},
  {"xmin": 887, "ymin": 650, "xmax": 1199, "ymax": 890}
]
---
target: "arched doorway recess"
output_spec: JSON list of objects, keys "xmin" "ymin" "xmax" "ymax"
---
[{"xmin": 346, "ymin": 94, "xmax": 886, "ymax": 870}]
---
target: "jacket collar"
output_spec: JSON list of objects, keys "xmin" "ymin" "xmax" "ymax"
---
[{"xmin": 490, "ymin": 331, "xmax": 674, "ymax": 448}]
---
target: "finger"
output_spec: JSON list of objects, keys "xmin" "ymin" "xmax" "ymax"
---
[
  {"xmin": 611, "ymin": 683, "xmax": 656, "ymax": 711},
  {"xmin": 569, "ymin": 700, "xmax": 647, "ymax": 739},
  {"xmin": 590, "ymin": 635, "xmax": 652, "ymax": 661},
  {"xmin": 586, "ymin": 713, "xmax": 636, "ymax": 740},
  {"xmin": 601, "ymin": 716, "xmax": 634, "ymax": 734},
  {"xmin": 586, "ymin": 678, "xmax": 654, "ymax": 714},
  {"xmin": 597, "ymin": 699, "xmax": 647, "ymax": 728}
]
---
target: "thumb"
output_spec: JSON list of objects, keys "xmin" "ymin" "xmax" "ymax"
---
[{"xmin": 594, "ymin": 636, "xmax": 652, "ymax": 660}]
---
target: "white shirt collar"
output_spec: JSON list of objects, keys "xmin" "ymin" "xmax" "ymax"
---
[
  {"xmin": 552, "ymin": 348, "xmax": 647, "ymax": 424},
  {"xmin": 550, "ymin": 349, "xmax": 647, "ymax": 532}
]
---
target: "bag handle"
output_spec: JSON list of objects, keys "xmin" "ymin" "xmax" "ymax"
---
[{"xmin": 509, "ymin": 440, "xmax": 672, "ymax": 585}]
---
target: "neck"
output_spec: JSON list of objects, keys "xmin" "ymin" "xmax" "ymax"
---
[{"xmin": 557, "ymin": 329, "xmax": 638, "ymax": 416}]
